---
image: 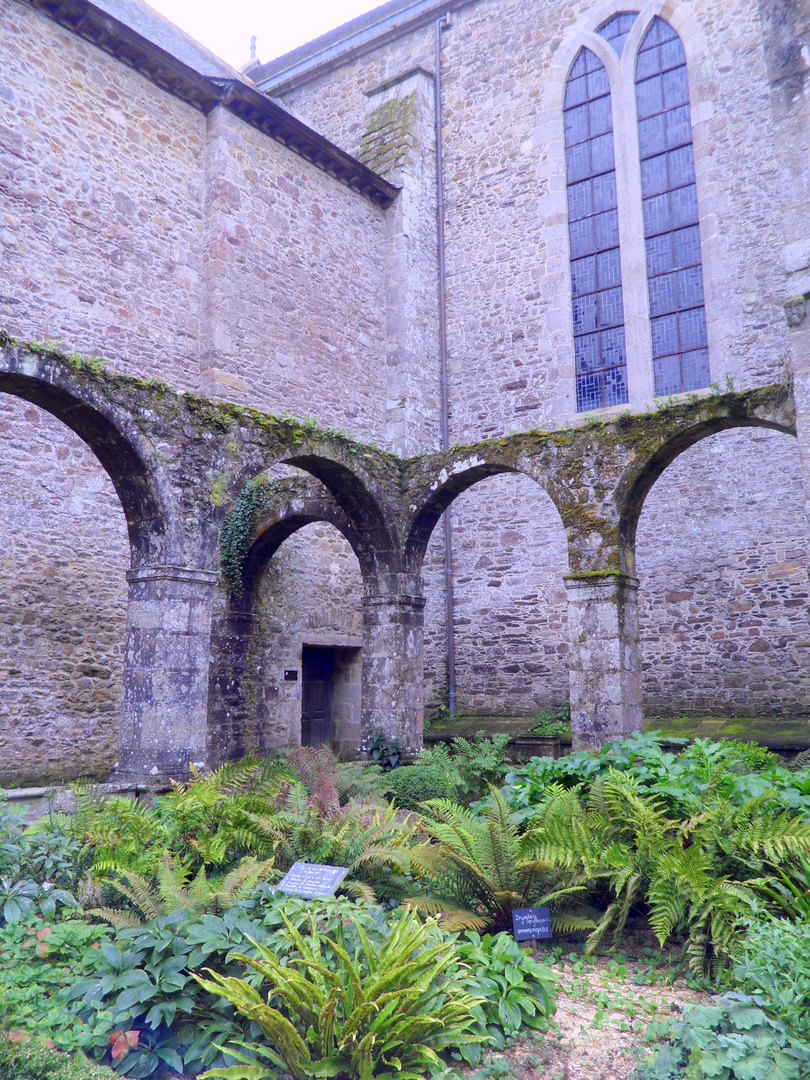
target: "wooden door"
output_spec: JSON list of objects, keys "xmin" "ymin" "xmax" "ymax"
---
[{"xmin": 301, "ymin": 647, "xmax": 334, "ymax": 748}]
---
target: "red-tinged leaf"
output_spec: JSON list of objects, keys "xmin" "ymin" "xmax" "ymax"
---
[
  {"xmin": 36, "ymin": 927, "xmax": 52, "ymax": 941},
  {"xmin": 36, "ymin": 942, "xmax": 49, "ymax": 958},
  {"xmin": 8, "ymin": 1031, "xmax": 31, "ymax": 1044},
  {"xmin": 109, "ymin": 1029, "xmax": 139, "ymax": 1061}
]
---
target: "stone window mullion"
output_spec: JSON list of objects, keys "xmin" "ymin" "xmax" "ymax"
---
[{"xmin": 612, "ymin": 59, "xmax": 656, "ymax": 406}]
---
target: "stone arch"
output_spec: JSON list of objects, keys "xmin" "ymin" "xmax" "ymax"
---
[
  {"xmin": 225, "ymin": 447, "xmax": 403, "ymax": 586},
  {"xmin": 0, "ymin": 353, "xmax": 171, "ymax": 565},
  {"xmin": 619, "ymin": 411, "xmax": 797, "ymax": 575},
  {"xmin": 209, "ymin": 479, "xmax": 367, "ymax": 764},
  {"xmin": 421, "ymin": 470, "xmax": 572, "ymax": 720},
  {"xmin": 405, "ymin": 456, "xmax": 569, "ymax": 577},
  {"xmin": 636, "ymin": 425, "xmax": 810, "ymax": 719},
  {"xmin": 237, "ymin": 478, "xmax": 374, "ymax": 602}
]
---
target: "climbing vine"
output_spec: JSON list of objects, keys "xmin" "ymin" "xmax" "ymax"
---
[{"xmin": 219, "ymin": 476, "xmax": 281, "ymax": 596}]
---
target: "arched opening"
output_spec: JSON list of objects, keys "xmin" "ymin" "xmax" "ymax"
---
[
  {"xmin": 413, "ymin": 469, "xmax": 570, "ymax": 724},
  {"xmin": 635, "ymin": 427, "xmax": 810, "ymax": 723},
  {"xmin": 209, "ymin": 470, "xmax": 368, "ymax": 762},
  {"xmin": 0, "ymin": 396, "xmax": 130, "ymax": 785},
  {"xmin": 252, "ymin": 521, "xmax": 363, "ymax": 756}
]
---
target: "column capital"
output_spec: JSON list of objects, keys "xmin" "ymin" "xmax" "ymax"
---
[
  {"xmin": 564, "ymin": 571, "xmax": 639, "ymax": 592},
  {"xmin": 127, "ymin": 565, "xmax": 219, "ymax": 586},
  {"xmin": 362, "ymin": 593, "xmax": 426, "ymax": 611}
]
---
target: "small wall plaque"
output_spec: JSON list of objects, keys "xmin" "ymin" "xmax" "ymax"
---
[
  {"xmin": 511, "ymin": 905, "xmax": 553, "ymax": 942},
  {"xmin": 277, "ymin": 861, "xmax": 348, "ymax": 899},
  {"xmin": 284, "ymin": 670, "xmax": 298, "ymax": 681}
]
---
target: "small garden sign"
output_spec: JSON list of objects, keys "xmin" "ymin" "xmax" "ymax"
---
[
  {"xmin": 511, "ymin": 906, "xmax": 553, "ymax": 944},
  {"xmin": 277, "ymin": 861, "xmax": 349, "ymax": 898}
]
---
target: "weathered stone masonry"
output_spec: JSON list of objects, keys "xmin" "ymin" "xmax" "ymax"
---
[
  {"xmin": 3, "ymin": 0, "xmax": 810, "ymax": 784},
  {"xmin": 0, "ymin": 339, "xmax": 798, "ymax": 780}
]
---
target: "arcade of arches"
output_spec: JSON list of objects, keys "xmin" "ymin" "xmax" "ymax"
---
[{"xmin": 0, "ymin": 341, "xmax": 805, "ymax": 787}]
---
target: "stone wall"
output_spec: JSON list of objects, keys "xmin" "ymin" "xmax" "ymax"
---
[
  {"xmin": 637, "ymin": 427, "xmax": 810, "ymax": 718},
  {"xmin": 272, "ymin": 0, "xmax": 793, "ymax": 432},
  {"xmin": 243, "ymin": 523, "xmax": 364, "ymax": 754},
  {"xmin": 0, "ymin": 397, "xmax": 129, "ymax": 784},
  {"xmin": 0, "ymin": 0, "xmax": 391, "ymax": 783},
  {"xmin": 1, "ymin": 0, "xmax": 810, "ymax": 785},
  {"xmin": 0, "ymin": 0, "xmax": 390, "ymax": 435}
]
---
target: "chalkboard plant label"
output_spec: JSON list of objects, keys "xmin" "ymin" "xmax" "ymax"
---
[
  {"xmin": 277, "ymin": 861, "xmax": 349, "ymax": 899},
  {"xmin": 511, "ymin": 905, "xmax": 553, "ymax": 941}
]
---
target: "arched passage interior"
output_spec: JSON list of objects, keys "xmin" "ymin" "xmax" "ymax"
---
[
  {"xmin": 635, "ymin": 426, "xmax": 810, "ymax": 721},
  {"xmin": 420, "ymin": 471, "xmax": 570, "ymax": 720},
  {"xmin": 0, "ymin": 395, "xmax": 130, "ymax": 785},
  {"xmin": 209, "ymin": 463, "xmax": 367, "ymax": 763}
]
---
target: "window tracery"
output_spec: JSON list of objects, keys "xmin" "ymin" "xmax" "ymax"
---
[{"xmin": 563, "ymin": 10, "xmax": 709, "ymax": 410}]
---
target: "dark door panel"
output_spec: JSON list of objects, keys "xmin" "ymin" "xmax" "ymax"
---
[{"xmin": 301, "ymin": 647, "xmax": 333, "ymax": 747}]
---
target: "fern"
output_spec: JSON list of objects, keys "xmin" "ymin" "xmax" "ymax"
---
[{"xmin": 408, "ymin": 785, "xmax": 593, "ymax": 933}]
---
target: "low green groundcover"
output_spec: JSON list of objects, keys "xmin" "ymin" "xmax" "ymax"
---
[{"xmin": 0, "ymin": 1038, "xmax": 116, "ymax": 1079}]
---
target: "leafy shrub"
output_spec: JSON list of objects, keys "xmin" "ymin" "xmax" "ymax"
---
[
  {"xmin": 636, "ymin": 993, "xmax": 810, "ymax": 1080},
  {"xmin": 366, "ymin": 727, "xmax": 405, "ymax": 771},
  {"xmin": 408, "ymin": 786, "xmax": 593, "ymax": 934},
  {"xmin": 531, "ymin": 704, "xmax": 571, "ymax": 736},
  {"xmin": 0, "ymin": 798, "xmax": 80, "ymax": 923},
  {"xmin": 387, "ymin": 761, "xmax": 461, "ymax": 810},
  {"xmin": 503, "ymin": 733, "xmax": 810, "ymax": 824},
  {"xmin": 0, "ymin": 1038, "xmax": 115, "ymax": 1080},
  {"xmin": 0, "ymin": 917, "xmax": 114, "ymax": 1051},
  {"xmin": 4, "ymin": 894, "xmax": 394, "ymax": 1077},
  {"xmin": 719, "ymin": 740, "xmax": 779, "ymax": 774},
  {"xmin": 453, "ymin": 932, "xmax": 557, "ymax": 1064},
  {"xmin": 194, "ymin": 907, "xmax": 484, "ymax": 1080},
  {"xmin": 732, "ymin": 917, "xmax": 810, "ymax": 1041}
]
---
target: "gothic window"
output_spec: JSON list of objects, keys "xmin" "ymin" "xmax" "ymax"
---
[
  {"xmin": 635, "ymin": 17, "xmax": 709, "ymax": 395},
  {"xmin": 564, "ymin": 48, "xmax": 629, "ymax": 413},
  {"xmin": 597, "ymin": 11, "xmax": 638, "ymax": 54},
  {"xmin": 563, "ymin": 12, "xmax": 709, "ymax": 410}
]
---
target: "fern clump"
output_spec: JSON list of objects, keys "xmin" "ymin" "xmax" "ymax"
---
[
  {"xmin": 525, "ymin": 768, "xmax": 810, "ymax": 975},
  {"xmin": 407, "ymin": 785, "xmax": 594, "ymax": 934}
]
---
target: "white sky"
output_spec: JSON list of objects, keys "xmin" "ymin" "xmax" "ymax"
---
[{"xmin": 145, "ymin": 0, "xmax": 385, "ymax": 71}]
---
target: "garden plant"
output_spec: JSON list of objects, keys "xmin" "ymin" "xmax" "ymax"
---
[{"xmin": 0, "ymin": 734, "xmax": 806, "ymax": 1077}]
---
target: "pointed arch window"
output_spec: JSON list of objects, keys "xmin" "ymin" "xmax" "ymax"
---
[
  {"xmin": 635, "ymin": 17, "xmax": 709, "ymax": 395},
  {"xmin": 563, "ymin": 12, "xmax": 710, "ymax": 410},
  {"xmin": 564, "ymin": 48, "xmax": 628, "ymax": 412}
]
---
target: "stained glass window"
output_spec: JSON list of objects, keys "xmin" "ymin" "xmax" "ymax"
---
[
  {"xmin": 635, "ymin": 17, "xmax": 709, "ymax": 395},
  {"xmin": 565, "ymin": 48, "xmax": 629, "ymax": 412},
  {"xmin": 597, "ymin": 11, "xmax": 639, "ymax": 55}
]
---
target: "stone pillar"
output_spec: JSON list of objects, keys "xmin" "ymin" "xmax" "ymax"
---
[
  {"xmin": 360, "ymin": 591, "xmax": 426, "ymax": 756},
  {"xmin": 116, "ymin": 565, "xmax": 218, "ymax": 784},
  {"xmin": 564, "ymin": 572, "xmax": 642, "ymax": 753}
]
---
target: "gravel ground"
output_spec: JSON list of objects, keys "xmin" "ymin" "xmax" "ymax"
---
[{"xmin": 471, "ymin": 951, "xmax": 711, "ymax": 1080}]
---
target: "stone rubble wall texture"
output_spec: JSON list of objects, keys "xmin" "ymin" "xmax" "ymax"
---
[
  {"xmin": 0, "ymin": 399, "xmax": 129, "ymax": 784},
  {"xmin": 245, "ymin": 523, "xmax": 364, "ymax": 752},
  {"xmin": 0, "ymin": 0, "xmax": 389, "ymax": 781},
  {"xmin": 275, "ymin": 0, "xmax": 810, "ymax": 723},
  {"xmin": 0, "ymin": 0, "xmax": 809, "ymax": 783}
]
